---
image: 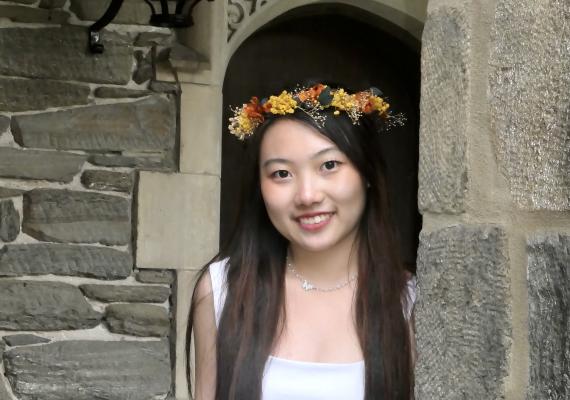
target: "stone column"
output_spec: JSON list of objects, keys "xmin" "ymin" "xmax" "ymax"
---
[{"xmin": 416, "ymin": 1, "xmax": 570, "ymax": 399}]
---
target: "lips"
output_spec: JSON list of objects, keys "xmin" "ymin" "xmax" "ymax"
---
[{"xmin": 296, "ymin": 212, "xmax": 333, "ymax": 231}]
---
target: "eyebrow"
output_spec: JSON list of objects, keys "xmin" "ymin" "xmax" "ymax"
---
[{"xmin": 261, "ymin": 146, "xmax": 339, "ymax": 168}]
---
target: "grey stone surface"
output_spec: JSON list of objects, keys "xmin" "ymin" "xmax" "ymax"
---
[
  {"xmin": 0, "ymin": 115, "xmax": 9, "ymax": 133},
  {"xmin": 94, "ymin": 86, "xmax": 151, "ymax": 98},
  {"xmin": 39, "ymin": 0, "xmax": 67, "ymax": 8},
  {"xmin": 0, "ymin": 77, "xmax": 89, "ymax": 112},
  {"xmin": 80, "ymin": 284, "xmax": 170, "ymax": 303},
  {"xmin": 105, "ymin": 304, "xmax": 170, "ymax": 337},
  {"xmin": 12, "ymin": 96, "xmax": 176, "ymax": 153},
  {"xmin": 135, "ymin": 31, "xmax": 174, "ymax": 46},
  {"xmin": 7, "ymin": 0, "xmax": 35, "ymax": 3},
  {"xmin": 0, "ymin": 27, "xmax": 132, "ymax": 84},
  {"xmin": 81, "ymin": 170, "xmax": 134, "ymax": 192},
  {"xmin": 136, "ymin": 269, "xmax": 175, "ymax": 284},
  {"xmin": 0, "ymin": 188, "xmax": 25, "ymax": 199},
  {"xmin": 150, "ymin": 80, "xmax": 180, "ymax": 93},
  {"xmin": 0, "ymin": 199, "xmax": 20, "ymax": 242},
  {"xmin": 415, "ymin": 225, "xmax": 511, "ymax": 399},
  {"xmin": 527, "ymin": 233, "xmax": 570, "ymax": 399},
  {"xmin": 0, "ymin": 243, "xmax": 132, "ymax": 279},
  {"xmin": 0, "ymin": 281, "xmax": 101, "ymax": 330},
  {"xmin": 87, "ymin": 151, "xmax": 177, "ymax": 171},
  {"xmin": 418, "ymin": 6, "xmax": 469, "ymax": 214},
  {"xmin": 0, "ymin": 5, "xmax": 69, "ymax": 24},
  {"xmin": 0, "ymin": 378, "xmax": 11, "ymax": 400},
  {"xmin": 3, "ymin": 334, "xmax": 50, "ymax": 347},
  {"xmin": 489, "ymin": 0, "xmax": 570, "ymax": 210},
  {"xmin": 3, "ymin": 340, "xmax": 171, "ymax": 400},
  {"xmin": 133, "ymin": 50, "xmax": 154, "ymax": 84},
  {"xmin": 70, "ymin": 0, "xmax": 154, "ymax": 24},
  {"xmin": 23, "ymin": 189, "xmax": 131, "ymax": 245},
  {"xmin": 0, "ymin": 148, "xmax": 85, "ymax": 182}
]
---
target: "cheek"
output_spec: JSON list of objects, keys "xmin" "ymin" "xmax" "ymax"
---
[{"xmin": 260, "ymin": 179, "xmax": 289, "ymax": 216}]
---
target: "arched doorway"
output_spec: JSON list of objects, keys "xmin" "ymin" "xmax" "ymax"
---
[{"xmin": 221, "ymin": 3, "xmax": 421, "ymax": 267}]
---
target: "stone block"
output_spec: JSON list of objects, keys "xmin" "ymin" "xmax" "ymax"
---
[
  {"xmin": 415, "ymin": 225, "xmax": 510, "ymax": 399},
  {"xmin": 105, "ymin": 304, "xmax": 170, "ymax": 337},
  {"xmin": 150, "ymin": 80, "xmax": 180, "ymax": 93},
  {"xmin": 0, "ymin": 77, "xmax": 89, "ymax": 112},
  {"xmin": 3, "ymin": 334, "xmax": 50, "ymax": 347},
  {"xmin": 70, "ymin": 0, "xmax": 156, "ymax": 24},
  {"xmin": 418, "ymin": 6, "xmax": 469, "ymax": 214},
  {"xmin": 94, "ymin": 86, "xmax": 151, "ymax": 98},
  {"xmin": 0, "ymin": 188, "xmax": 25, "ymax": 199},
  {"xmin": 3, "ymin": 340, "xmax": 171, "ymax": 400},
  {"xmin": 0, "ymin": 379, "xmax": 11, "ymax": 400},
  {"xmin": 7, "ymin": 0, "xmax": 35, "ymax": 3},
  {"xmin": 81, "ymin": 170, "xmax": 135, "ymax": 193},
  {"xmin": 0, "ymin": 199, "xmax": 20, "ymax": 242},
  {"xmin": 0, "ymin": 280, "xmax": 101, "ymax": 330},
  {"xmin": 527, "ymin": 233, "xmax": 570, "ymax": 398},
  {"xmin": 0, "ymin": 27, "xmax": 132, "ymax": 84},
  {"xmin": 80, "ymin": 284, "xmax": 170, "ymax": 303},
  {"xmin": 12, "ymin": 96, "xmax": 176, "ymax": 153},
  {"xmin": 0, "ymin": 5, "xmax": 69, "ymax": 24},
  {"xmin": 23, "ymin": 189, "xmax": 131, "ymax": 245},
  {"xmin": 0, "ymin": 148, "xmax": 85, "ymax": 182},
  {"xmin": 180, "ymin": 83, "xmax": 222, "ymax": 175},
  {"xmin": 135, "ymin": 31, "xmax": 174, "ymax": 47},
  {"xmin": 88, "ymin": 151, "xmax": 177, "ymax": 171},
  {"xmin": 0, "ymin": 115, "xmax": 9, "ymax": 133},
  {"xmin": 0, "ymin": 243, "xmax": 132, "ymax": 279},
  {"xmin": 133, "ymin": 50, "xmax": 154, "ymax": 84},
  {"xmin": 136, "ymin": 269, "xmax": 175, "ymax": 284},
  {"xmin": 39, "ymin": 0, "xmax": 67, "ymax": 8},
  {"xmin": 489, "ymin": 0, "xmax": 570, "ymax": 210},
  {"xmin": 137, "ymin": 172, "xmax": 220, "ymax": 270}
]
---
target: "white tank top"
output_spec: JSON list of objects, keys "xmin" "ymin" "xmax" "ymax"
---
[{"xmin": 209, "ymin": 259, "xmax": 416, "ymax": 400}]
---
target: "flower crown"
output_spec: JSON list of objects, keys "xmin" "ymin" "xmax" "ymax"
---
[{"xmin": 228, "ymin": 84, "xmax": 403, "ymax": 140}]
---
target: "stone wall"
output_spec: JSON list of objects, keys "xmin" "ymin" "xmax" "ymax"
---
[
  {"xmin": 416, "ymin": 0, "xmax": 570, "ymax": 399},
  {"xmin": 0, "ymin": 1, "xmax": 197, "ymax": 398}
]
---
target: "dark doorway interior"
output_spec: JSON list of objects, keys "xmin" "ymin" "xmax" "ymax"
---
[{"xmin": 221, "ymin": 4, "xmax": 421, "ymax": 269}]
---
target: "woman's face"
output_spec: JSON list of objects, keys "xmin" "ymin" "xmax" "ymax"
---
[{"xmin": 259, "ymin": 119, "xmax": 366, "ymax": 255}]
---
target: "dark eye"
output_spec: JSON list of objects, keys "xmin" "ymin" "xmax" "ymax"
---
[
  {"xmin": 271, "ymin": 170, "xmax": 290, "ymax": 179},
  {"xmin": 322, "ymin": 160, "xmax": 340, "ymax": 171}
]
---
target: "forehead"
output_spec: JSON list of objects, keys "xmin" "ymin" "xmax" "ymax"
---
[{"xmin": 259, "ymin": 119, "xmax": 338, "ymax": 161}]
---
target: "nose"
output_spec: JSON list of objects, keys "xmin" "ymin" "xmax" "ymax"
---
[{"xmin": 294, "ymin": 173, "xmax": 324, "ymax": 206}]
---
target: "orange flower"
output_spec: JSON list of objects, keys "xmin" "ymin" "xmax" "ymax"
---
[
  {"xmin": 298, "ymin": 84, "xmax": 326, "ymax": 102},
  {"xmin": 243, "ymin": 97, "xmax": 265, "ymax": 121}
]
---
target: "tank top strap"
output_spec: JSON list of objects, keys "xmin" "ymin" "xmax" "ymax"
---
[{"xmin": 208, "ymin": 258, "xmax": 229, "ymax": 328}]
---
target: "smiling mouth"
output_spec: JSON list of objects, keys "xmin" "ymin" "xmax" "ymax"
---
[{"xmin": 298, "ymin": 213, "xmax": 332, "ymax": 225}]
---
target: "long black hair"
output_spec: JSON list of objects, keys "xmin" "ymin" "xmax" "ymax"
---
[{"xmin": 187, "ymin": 108, "xmax": 413, "ymax": 399}]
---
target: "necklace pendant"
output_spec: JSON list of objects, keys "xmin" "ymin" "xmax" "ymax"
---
[{"xmin": 302, "ymin": 280, "xmax": 314, "ymax": 291}]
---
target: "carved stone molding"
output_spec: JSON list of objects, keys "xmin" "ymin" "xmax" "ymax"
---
[{"xmin": 227, "ymin": 0, "xmax": 269, "ymax": 41}]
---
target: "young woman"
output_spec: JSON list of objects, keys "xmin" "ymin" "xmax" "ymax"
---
[{"xmin": 188, "ymin": 84, "xmax": 417, "ymax": 400}]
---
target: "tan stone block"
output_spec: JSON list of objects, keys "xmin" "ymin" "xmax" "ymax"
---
[
  {"xmin": 137, "ymin": 172, "xmax": 220, "ymax": 270},
  {"xmin": 179, "ymin": 84, "xmax": 222, "ymax": 176}
]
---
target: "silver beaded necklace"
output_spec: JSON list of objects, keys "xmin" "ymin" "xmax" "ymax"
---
[{"xmin": 286, "ymin": 257, "xmax": 358, "ymax": 292}]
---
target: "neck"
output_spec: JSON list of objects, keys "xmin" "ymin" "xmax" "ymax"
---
[{"xmin": 288, "ymin": 238, "xmax": 359, "ymax": 286}]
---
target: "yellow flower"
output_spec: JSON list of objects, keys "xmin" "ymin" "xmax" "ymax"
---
[
  {"xmin": 331, "ymin": 89, "xmax": 355, "ymax": 111},
  {"xmin": 266, "ymin": 91, "xmax": 297, "ymax": 114}
]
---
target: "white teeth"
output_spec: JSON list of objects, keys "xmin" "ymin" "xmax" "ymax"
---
[{"xmin": 299, "ymin": 214, "xmax": 331, "ymax": 225}]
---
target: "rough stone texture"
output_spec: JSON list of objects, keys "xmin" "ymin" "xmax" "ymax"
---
[
  {"xmin": 70, "ymin": 0, "xmax": 154, "ymax": 24},
  {"xmin": 3, "ymin": 334, "xmax": 50, "ymax": 347},
  {"xmin": 0, "ymin": 148, "xmax": 85, "ymax": 182},
  {"xmin": 94, "ymin": 86, "xmax": 151, "ymax": 98},
  {"xmin": 12, "ymin": 96, "xmax": 176, "ymax": 153},
  {"xmin": 0, "ymin": 5, "xmax": 69, "ymax": 24},
  {"xmin": 135, "ymin": 31, "xmax": 174, "ymax": 47},
  {"xmin": 0, "ymin": 243, "xmax": 132, "ymax": 279},
  {"xmin": 136, "ymin": 269, "xmax": 175, "ymax": 284},
  {"xmin": 3, "ymin": 340, "xmax": 171, "ymax": 400},
  {"xmin": 0, "ymin": 199, "xmax": 20, "ymax": 242},
  {"xmin": 489, "ymin": 0, "xmax": 570, "ymax": 210},
  {"xmin": 105, "ymin": 304, "xmax": 170, "ymax": 337},
  {"xmin": 80, "ymin": 284, "xmax": 170, "ymax": 303},
  {"xmin": 0, "ymin": 115, "xmax": 9, "ymax": 133},
  {"xmin": 418, "ymin": 6, "xmax": 469, "ymax": 214},
  {"xmin": 0, "ymin": 27, "xmax": 132, "ymax": 84},
  {"xmin": 150, "ymin": 80, "xmax": 180, "ymax": 93},
  {"xmin": 527, "ymin": 233, "xmax": 570, "ymax": 399},
  {"xmin": 0, "ymin": 378, "xmax": 11, "ymax": 400},
  {"xmin": 88, "ymin": 151, "xmax": 177, "ymax": 171},
  {"xmin": 0, "ymin": 77, "xmax": 89, "ymax": 112},
  {"xmin": 23, "ymin": 189, "xmax": 131, "ymax": 245},
  {"xmin": 415, "ymin": 225, "xmax": 511, "ymax": 399},
  {"xmin": 81, "ymin": 170, "xmax": 134, "ymax": 193},
  {"xmin": 0, "ymin": 281, "xmax": 101, "ymax": 330},
  {"xmin": 0, "ymin": 188, "xmax": 25, "ymax": 199},
  {"xmin": 7, "ymin": 0, "xmax": 35, "ymax": 4},
  {"xmin": 133, "ymin": 50, "xmax": 154, "ymax": 84},
  {"xmin": 39, "ymin": 0, "xmax": 67, "ymax": 8}
]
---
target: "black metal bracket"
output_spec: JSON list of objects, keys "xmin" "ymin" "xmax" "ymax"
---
[{"xmin": 88, "ymin": 0, "xmax": 125, "ymax": 54}]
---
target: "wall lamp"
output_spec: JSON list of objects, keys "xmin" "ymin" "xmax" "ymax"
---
[{"xmin": 89, "ymin": 0, "xmax": 214, "ymax": 53}]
